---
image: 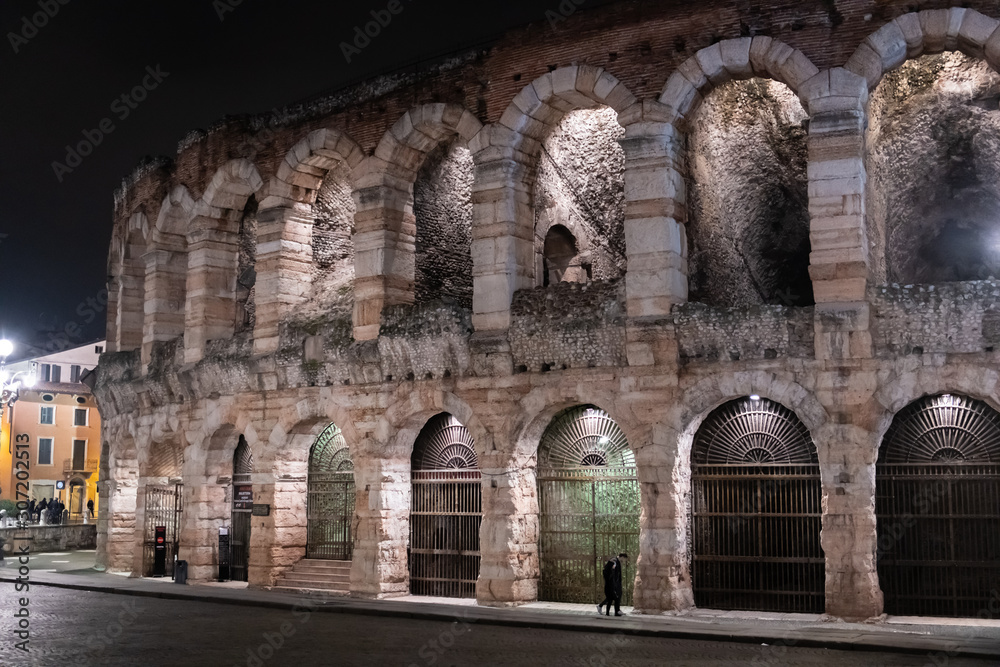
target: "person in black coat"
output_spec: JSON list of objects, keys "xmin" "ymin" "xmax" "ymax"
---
[
  {"xmin": 598, "ymin": 552, "xmax": 629, "ymax": 616},
  {"xmin": 87, "ymin": 498, "xmax": 95, "ymax": 518},
  {"xmin": 28, "ymin": 499, "xmax": 36, "ymax": 523}
]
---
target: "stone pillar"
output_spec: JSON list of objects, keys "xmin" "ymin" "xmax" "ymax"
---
[
  {"xmin": 247, "ymin": 466, "xmax": 307, "ymax": 587},
  {"xmin": 350, "ymin": 456, "xmax": 410, "ymax": 598},
  {"xmin": 352, "ymin": 165, "xmax": 416, "ymax": 341},
  {"xmin": 253, "ymin": 205, "xmax": 314, "ymax": 355},
  {"xmin": 802, "ymin": 68, "xmax": 870, "ymax": 306},
  {"xmin": 816, "ymin": 425, "xmax": 882, "ymax": 619},
  {"xmin": 116, "ymin": 265, "xmax": 144, "ymax": 352},
  {"xmin": 178, "ymin": 474, "xmax": 229, "ymax": 583},
  {"xmin": 632, "ymin": 426, "xmax": 694, "ymax": 613},
  {"xmin": 469, "ymin": 127, "xmax": 535, "ymax": 333},
  {"xmin": 98, "ymin": 446, "xmax": 139, "ymax": 574},
  {"xmin": 130, "ymin": 482, "xmax": 148, "ymax": 576},
  {"xmin": 142, "ymin": 246, "xmax": 187, "ymax": 367},
  {"xmin": 105, "ymin": 278, "xmax": 120, "ymax": 354},
  {"xmin": 619, "ymin": 101, "xmax": 688, "ymax": 320},
  {"xmin": 184, "ymin": 215, "xmax": 240, "ymax": 363},
  {"xmin": 476, "ymin": 465, "xmax": 539, "ymax": 606}
]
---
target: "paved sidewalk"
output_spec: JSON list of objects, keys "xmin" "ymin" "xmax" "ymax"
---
[{"xmin": 1, "ymin": 565, "xmax": 998, "ymax": 659}]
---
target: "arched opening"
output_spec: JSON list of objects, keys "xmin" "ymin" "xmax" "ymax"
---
[
  {"xmin": 542, "ymin": 225, "xmax": 585, "ymax": 286},
  {"xmin": 235, "ymin": 195, "xmax": 258, "ymax": 334},
  {"xmin": 867, "ymin": 52, "xmax": 1000, "ymax": 284},
  {"xmin": 536, "ymin": 405, "xmax": 639, "ymax": 605},
  {"xmin": 690, "ymin": 397, "xmax": 823, "ymax": 612},
  {"xmin": 140, "ymin": 439, "xmax": 183, "ymax": 578},
  {"xmin": 686, "ymin": 78, "xmax": 812, "ymax": 307},
  {"xmin": 308, "ymin": 162, "xmax": 356, "ymax": 317},
  {"xmin": 533, "ymin": 107, "xmax": 626, "ymax": 288},
  {"xmin": 876, "ymin": 393, "xmax": 1000, "ymax": 618},
  {"xmin": 408, "ymin": 413, "xmax": 481, "ymax": 598},
  {"xmin": 230, "ymin": 434, "xmax": 253, "ymax": 582},
  {"xmin": 413, "ymin": 139, "xmax": 474, "ymax": 307},
  {"xmin": 306, "ymin": 423, "xmax": 355, "ymax": 560}
]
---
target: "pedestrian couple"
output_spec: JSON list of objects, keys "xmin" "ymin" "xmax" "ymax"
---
[{"xmin": 597, "ymin": 552, "xmax": 628, "ymax": 617}]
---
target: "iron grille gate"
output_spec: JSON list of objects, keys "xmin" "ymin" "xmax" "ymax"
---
[
  {"xmin": 409, "ymin": 470, "xmax": 481, "ymax": 598},
  {"xmin": 307, "ymin": 471, "xmax": 355, "ymax": 560},
  {"xmin": 143, "ymin": 484, "xmax": 182, "ymax": 577},
  {"xmin": 538, "ymin": 467, "xmax": 640, "ymax": 606},
  {"xmin": 691, "ymin": 464, "xmax": 824, "ymax": 613},
  {"xmin": 230, "ymin": 472, "xmax": 252, "ymax": 582},
  {"xmin": 876, "ymin": 463, "xmax": 1000, "ymax": 618}
]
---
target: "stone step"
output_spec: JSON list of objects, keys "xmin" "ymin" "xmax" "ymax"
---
[
  {"xmin": 273, "ymin": 578, "xmax": 350, "ymax": 591},
  {"xmin": 295, "ymin": 559, "xmax": 351, "ymax": 569},
  {"xmin": 280, "ymin": 572, "xmax": 351, "ymax": 584},
  {"xmin": 272, "ymin": 585, "xmax": 350, "ymax": 596},
  {"xmin": 291, "ymin": 565, "xmax": 351, "ymax": 575}
]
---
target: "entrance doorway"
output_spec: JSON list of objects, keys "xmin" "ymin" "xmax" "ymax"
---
[
  {"xmin": 306, "ymin": 423, "xmax": 355, "ymax": 560},
  {"xmin": 690, "ymin": 397, "xmax": 824, "ymax": 613},
  {"xmin": 877, "ymin": 393, "xmax": 1000, "ymax": 618},
  {"xmin": 537, "ymin": 406, "xmax": 639, "ymax": 605},
  {"xmin": 142, "ymin": 483, "xmax": 182, "ymax": 577},
  {"xmin": 409, "ymin": 413, "xmax": 481, "ymax": 598},
  {"xmin": 230, "ymin": 435, "xmax": 253, "ymax": 583}
]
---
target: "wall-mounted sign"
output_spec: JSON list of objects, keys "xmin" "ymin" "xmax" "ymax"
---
[
  {"xmin": 233, "ymin": 485, "xmax": 253, "ymax": 510},
  {"xmin": 251, "ymin": 504, "xmax": 270, "ymax": 517}
]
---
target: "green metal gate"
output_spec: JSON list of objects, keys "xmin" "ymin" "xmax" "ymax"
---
[
  {"xmin": 409, "ymin": 413, "xmax": 481, "ymax": 598},
  {"xmin": 538, "ymin": 466, "xmax": 639, "ymax": 605},
  {"xmin": 307, "ymin": 423, "xmax": 355, "ymax": 560},
  {"xmin": 230, "ymin": 435, "xmax": 253, "ymax": 583},
  {"xmin": 537, "ymin": 405, "xmax": 640, "ymax": 605}
]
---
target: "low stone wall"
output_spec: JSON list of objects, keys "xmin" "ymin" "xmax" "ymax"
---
[
  {"xmin": 510, "ymin": 280, "xmax": 626, "ymax": 372},
  {"xmin": 0, "ymin": 524, "xmax": 97, "ymax": 553},
  {"xmin": 675, "ymin": 303, "xmax": 814, "ymax": 363},
  {"xmin": 871, "ymin": 281, "xmax": 1000, "ymax": 356}
]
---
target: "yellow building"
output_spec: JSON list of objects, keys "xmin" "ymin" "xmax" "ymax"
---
[{"xmin": 1, "ymin": 341, "xmax": 104, "ymax": 519}]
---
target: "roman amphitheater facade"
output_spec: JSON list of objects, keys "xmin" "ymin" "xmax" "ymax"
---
[{"xmin": 95, "ymin": 1, "xmax": 1000, "ymax": 620}]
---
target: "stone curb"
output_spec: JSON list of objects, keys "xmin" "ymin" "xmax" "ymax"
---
[{"xmin": 4, "ymin": 573, "xmax": 998, "ymax": 658}]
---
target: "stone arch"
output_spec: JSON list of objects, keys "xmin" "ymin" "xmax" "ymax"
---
[
  {"xmin": 184, "ymin": 159, "xmax": 264, "ymax": 363},
  {"xmin": 472, "ymin": 66, "xmax": 643, "ymax": 329},
  {"xmin": 253, "ymin": 129, "xmax": 366, "ymax": 354},
  {"xmin": 378, "ymin": 387, "xmax": 489, "ymax": 463},
  {"xmin": 353, "ymin": 103, "xmax": 482, "ymax": 340},
  {"xmin": 845, "ymin": 9, "xmax": 1000, "ymax": 92},
  {"xmin": 143, "ymin": 186, "xmax": 195, "ymax": 366}
]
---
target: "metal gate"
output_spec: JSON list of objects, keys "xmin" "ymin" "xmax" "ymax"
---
[
  {"xmin": 409, "ymin": 414, "xmax": 481, "ymax": 598},
  {"xmin": 143, "ymin": 483, "xmax": 182, "ymax": 577},
  {"xmin": 537, "ymin": 406, "xmax": 640, "ymax": 605},
  {"xmin": 230, "ymin": 435, "xmax": 253, "ymax": 583},
  {"xmin": 307, "ymin": 423, "xmax": 355, "ymax": 560},
  {"xmin": 691, "ymin": 397, "xmax": 824, "ymax": 613},
  {"xmin": 538, "ymin": 467, "xmax": 640, "ymax": 605},
  {"xmin": 877, "ymin": 393, "xmax": 1000, "ymax": 618}
]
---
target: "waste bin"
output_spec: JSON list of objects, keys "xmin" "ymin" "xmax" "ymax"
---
[{"xmin": 174, "ymin": 560, "xmax": 188, "ymax": 585}]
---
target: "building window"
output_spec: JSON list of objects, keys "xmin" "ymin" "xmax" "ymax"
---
[
  {"xmin": 95, "ymin": 345, "xmax": 103, "ymax": 354},
  {"xmin": 74, "ymin": 408, "xmax": 88, "ymax": 426},
  {"xmin": 38, "ymin": 438, "xmax": 53, "ymax": 466},
  {"xmin": 51, "ymin": 365, "xmax": 61, "ymax": 383},
  {"xmin": 39, "ymin": 406, "xmax": 54, "ymax": 425},
  {"xmin": 70, "ymin": 365, "xmax": 81, "ymax": 383},
  {"xmin": 41, "ymin": 364, "xmax": 51, "ymax": 382}
]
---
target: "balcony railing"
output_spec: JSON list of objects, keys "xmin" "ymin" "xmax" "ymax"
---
[{"xmin": 63, "ymin": 458, "xmax": 99, "ymax": 472}]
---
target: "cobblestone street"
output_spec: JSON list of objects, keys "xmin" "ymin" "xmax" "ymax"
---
[{"xmin": 0, "ymin": 586, "xmax": 994, "ymax": 666}]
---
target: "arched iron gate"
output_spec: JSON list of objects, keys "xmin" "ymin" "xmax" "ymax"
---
[
  {"xmin": 409, "ymin": 413, "xmax": 481, "ymax": 598},
  {"xmin": 877, "ymin": 393, "xmax": 1000, "ymax": 618},
  {"xmin": 142, "ymin": 483, "xmax": 182, "ymax": 577},
  {"xmin": 306, "ymin": 423, "xmax": 355, "ymax": 560},
  {"xmin": 690, "ymin": 397, "xmax": 824, "ymax": 613},
  {"xmin": 537, "ymin": 406, "xmax": 640, "ymax": 606},
  {"xmin": 230, "ymin": 435, "xmax": 253, "ymax": 583}
]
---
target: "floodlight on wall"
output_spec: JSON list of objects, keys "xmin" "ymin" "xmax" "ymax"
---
[{"xmin": 0, "ymin": 339, "xmax": 37, "ymax": 437}]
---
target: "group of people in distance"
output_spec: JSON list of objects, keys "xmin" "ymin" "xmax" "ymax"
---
[{"xmin": 24, "ymin": 497, "xmax": 95, "ymax": 524}]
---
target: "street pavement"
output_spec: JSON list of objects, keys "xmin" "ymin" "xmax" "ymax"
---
[{"xmin": 0, "ymin": 550, "xmax": 997, "ymax": 666}]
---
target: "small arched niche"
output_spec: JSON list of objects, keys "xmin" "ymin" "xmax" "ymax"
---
[
  {"xmin": 686, "ymin": 77, "xmax": 812, "ymax": 308},
  {"xmin": 867, "ymin": 52, "xmax": 1000, "ymax": 284},
  {"xmin": 533, "ymin": 106, "xmax": 626, "ymax": 287}
]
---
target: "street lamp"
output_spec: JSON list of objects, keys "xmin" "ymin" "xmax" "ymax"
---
[{"xmin": 0, "ymin": 339, "xmax": 36, "ymax": 422}]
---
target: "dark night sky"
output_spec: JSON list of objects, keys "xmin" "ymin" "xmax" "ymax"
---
[{"xmin": 0, "ymin": 0, "xmax": 615, "ymax": 359}]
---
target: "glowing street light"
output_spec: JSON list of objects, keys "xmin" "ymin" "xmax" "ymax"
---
[{"xmin": 0, "ymin": 339, "xmax": 36, "ymax": 422}]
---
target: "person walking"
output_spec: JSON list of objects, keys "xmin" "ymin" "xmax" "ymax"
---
[
  {"xmin": 87, "ymin": 498, "xmax": 95, "ymax": 518},
  {"xmin": 28, "ymin": 499, "xmax": 36, "ymax": 523},
  {"xmin": 597, "ymin": 552, "xmax": 629, "ymax": 617}
]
